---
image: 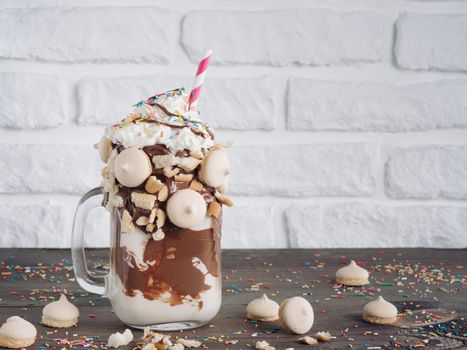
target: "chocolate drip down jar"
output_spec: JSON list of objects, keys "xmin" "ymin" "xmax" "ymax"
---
[{"xmin": 72, "ymin": 88, "xmax": 232, "ymax": 330}]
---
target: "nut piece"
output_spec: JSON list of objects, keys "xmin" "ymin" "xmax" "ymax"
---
[
  {"xmin": 177, "ymin": 157, "xmax": 201, "ymax": 172},
  {"xmin": 215, "ymin": 192, "xmax": 234, "ymax": 207},
  {"xmin": 136, "ymin": 216, "xmax": 149, "ymax": 226},
  {"xmin": 152, "ymin": 154, "xmax": 177, "ymax": 169},
  {"xmin": 145, "ymin": 176, "xmax": 164, "ymax": 194},
  {"xmin": 175, "ymin": 173, "xmax": 193, "ymax": 182},
  {"xmin": 149, "ymin": 209, "xmax": 157, "ymax": 224},
  {"xmin": 207, "ymin": 201, "xmax": 222, "ymax": 218},
  {"xmin": 315, "ymin": 332, "xmax": 331, "ymax": 342},
  {"xmin": 300, "ymin": 336, "xmax": 317, "ymax": 346},
  {"xmin": 189, "ymin": 150, "xmax": 204, "ymax": 160},
  {"xmin": 158, "ymin": 185, "xmax": 169, "ymax": 202},
  {"xmin": 176, "ymin": 338, "xmax": 202, "ymax": 348},
  {"xmin": 189, "ymin": 180, "xmax": 203, "ymax": 192},
  {"xmin": 121, "ymin": 210, "xmax": 134, "ymax": 233},
  {"xmin": 255, "ymin": 340, "xmax": 275, "ymax": 350},
  {"xmin": 164, "ymin": 167, "xmax": 180, "ymax": 178},
  {"xmin": 131, "ymin": 192, "xmax": 158, "ymax": 210},
  {"xmin": 152, "ymin": 229, "xmax": 165, "ymax": 241},
  {"xmin": 156, "ymin": 209, "xmax": 166, "ymax": 228},
  {"xmin": 146, "ymin": 223, "xmax": 156, "ymax": 232}
]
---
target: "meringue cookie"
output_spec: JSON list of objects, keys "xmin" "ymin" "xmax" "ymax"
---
[
  {"xmin": 95, "ymin": 135, "xmax": 112, "ymax": 163},
  {"xmin": 279, "ymin": 297, "xmax": 314, "ymax": 335},
  {"xmin": 42, "ymin": 294, "xmax": 79, "ymax": 328},
  {"xmin": 218, "ymin": 175, "xmax": 230, "ymax": 194},
  {"xmin": 247, "ymin": 294, "xmax": 280, "ymax": 321},
  {"xmin": 114, "ymin": 148, "xmax": 152, "ymax": 187},
  {"xmin": 166, "ymin": 189, "xmax": 207, "ymax": 229},
  {"xmin": 108, "ymin": 329, "xmax": 133, "ymax": 348},
  {"xmin": 336, "ymin": 260, "xmax": 370, "ymax": 286},
  {"xmin": 199, "ymin": 149, "xmax": 230, "ymax": 188},
  {"xmin": 363, "ymin": 296, "xmax": 398, "ymax": 324},
  {"xmin": 0, "ymin": 316, "xmax": 37, "ymax": 349}
]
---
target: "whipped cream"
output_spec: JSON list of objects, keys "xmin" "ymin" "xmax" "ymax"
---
[{"xmin": 105, "ymin": 88, "xmax": 214, "ymax": 153}]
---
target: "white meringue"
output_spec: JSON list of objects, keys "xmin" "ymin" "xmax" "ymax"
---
[
  {"xmin": 247, "ymin": 294, "xmax": 279, "ymax": 321},
  {"xmin": 42, "ymin": 294, "xmax": 79, "ymax": 328},
  {"xmin": 114, "ymin": 147, "xmax": 152, "ymax": 187},
  {"xmin": 279, "ymin": 297, "xmax": 314, "ymax": 335},
  {"xmin": 336, "ymin": 260, "xmax": 369, "ymax": 286},
  {"xmin": 363, "ymin": 296, "xmax": 398, "ymax": 324},
  {"xmin": 107, "ymin": 329, "xmax": 133, "ymax": 348},
  {"xmin": 0, "ymin": 316, "xmax": 37, "ymax": 348},
  {"xmin": 199, "ymin": 149, "xmax": 230, "ymax": 188},
  {"xmin": 166, "ymin": 189, "xmax": 207, "ymax": 229}
]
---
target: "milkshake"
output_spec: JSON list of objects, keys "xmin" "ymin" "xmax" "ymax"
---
[{"xmin": 95, "ymin": 87, "xmax": 232, "ymax": 329}]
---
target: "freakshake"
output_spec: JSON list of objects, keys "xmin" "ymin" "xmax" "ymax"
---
[{"xmin": 95, "ymin": 87, "xmax": 232, "ymax": 328}]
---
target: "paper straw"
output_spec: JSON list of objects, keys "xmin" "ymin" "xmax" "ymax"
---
[{"xmin": 189, "ymin": 49, "xmax": 212, "ymax": 110}]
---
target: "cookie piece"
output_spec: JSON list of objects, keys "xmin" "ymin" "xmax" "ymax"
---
[
  {"xmin": 95, "ymin": 136, "xmax": 112, "ymax": 163},
  {"xmin": 42, "ymin": 294, "xmax": 79, "ymax": 328},
  {"xmin": 336, "ymin": 260, "xmax": 369, "ymax": 286},
  {"xmin": 247, "ymin": 294, "xmax": 279, "ymax": 321},
  {"xmin": 279, "ymin": 297, "xmax": 314, "ymax": 335},
  {"xmin": 0, "ymin": 316, "xmax": 37, "ymax": 349},
  {"xmin": 363, "ymin": 296, "xmax": 398, "ymax": 324}
]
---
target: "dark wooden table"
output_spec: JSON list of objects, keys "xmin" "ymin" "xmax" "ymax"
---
[{"xmin": 0, "ymin": 249, "xmax": 465, "ymax": 349}]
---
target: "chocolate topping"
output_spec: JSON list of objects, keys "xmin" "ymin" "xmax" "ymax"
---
[{"xmin": 114, "ymin": 216, "xmax": 221, "ymax": 307}]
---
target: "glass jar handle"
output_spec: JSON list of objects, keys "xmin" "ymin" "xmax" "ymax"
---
[{"xmin": 71, "ymin": 187, "xmax": 108, "ymax": 295}]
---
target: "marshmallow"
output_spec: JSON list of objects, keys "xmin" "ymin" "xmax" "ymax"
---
[
  {"xmin": 42, "ymin": 294, "xmax": 79, "ymax": 328},
  {"xmin": 0, "ymin": 316, "xmax": 37, "ymax": 348},
  {"xmin": 363, "ymin": 296, "xmax": 398, "ymax": 324},
  {"xmin": 166, "ymin": 189, "xmax": 207, "ymax": 229},
  {"xmin": 95, "ymin": 135, "xmax": 113, "ymax": 163},
  {"xmin": 336, "ymin": 260, "xmax": 370, "ymax": 286},
  {"xmin": 247, "ymin": 294, "xmax": 279, "ymax": 321},
  {"xmin": 114, "ymin": 148, "xmax": 152, "ymax": 187},
  {"xmin": 108, "ymin": 329, "xmax": 133, "ymax": 348},
  {"xmin": 279, "ymin": 297, "xmax": 314, "ymax": 335},
  {"xmin": 199, "ymin": 149, "xmax": 230, "ymax": 188}
]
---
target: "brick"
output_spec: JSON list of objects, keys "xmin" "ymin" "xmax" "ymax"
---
[
  {"xmin": 386, "ymin": 145, "xmax": 467, "ymax": 199},
  {"xmin": 286, "ymin": 202, "xmax": 467, "ymax": 248},
  {"xmin": 0, "ymin": 72, "xmax": 67, "ymax": 129},
  {"xmin": 0, "ymin": 204, "xmax": 68, "ymax": 247},
  {"xmin": 222, "ymin": 205, "xmax": 282, "ymax": 248},
  {"xmin": 395, "ymin": 13, "xmax": 467, "ymax": 71},
  {"xmin": 288, "ymin": 79, "xmax": 467, "ymax": 131},
  {"xmin": 0, "ymin": 144, "xmax": 101, "ymax": 194},
  {"xmin": 229, "ymin": 143, "xmax": 377, "ymax": 197},
  {"xmin": 0, "ymin": 7, "xmax": 174, "ymax": 63},
  {"xmin": 79, "ymin": 76, "xmax": 275, "ymax": 130},
  {"xmin": 182, "ymin": 10, "xmax": 387, "ymax": 66}
]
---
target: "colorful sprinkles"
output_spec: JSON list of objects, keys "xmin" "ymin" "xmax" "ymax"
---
[{"xmin": 0, "ymin": 250, "xmax": 465, "ymax": 349}]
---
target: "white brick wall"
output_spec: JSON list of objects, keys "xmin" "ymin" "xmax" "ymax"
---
[{"xmin": 0, "ymin": 0, "xmax": 466, "ymax": 249}]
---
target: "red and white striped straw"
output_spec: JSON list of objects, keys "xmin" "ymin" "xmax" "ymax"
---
[{"xmin": 189, "ymin": 49, "xmax": 212, "ymax": 110}]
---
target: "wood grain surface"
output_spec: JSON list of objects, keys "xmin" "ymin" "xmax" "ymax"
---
[{"xmin": 0, "ymin": 249, "xmax": 465, "ymax": 349}]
